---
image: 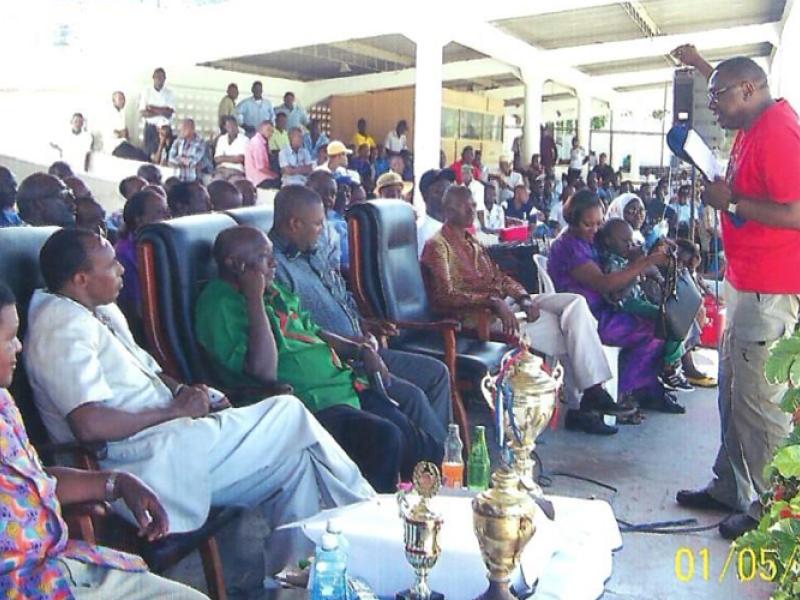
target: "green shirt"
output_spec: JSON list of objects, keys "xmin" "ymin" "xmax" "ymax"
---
[
  {"xmin": 269, "ymin": 129, "xmax": 290, "ymax": 152},
  {"xmin": 195, "ymin": 278, "xmax": 361, "ymax": 412}
]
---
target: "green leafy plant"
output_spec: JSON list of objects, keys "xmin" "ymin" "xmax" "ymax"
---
[{"xmin": 738, "ymin": 330, "xmax": 800, "ymax": 598}]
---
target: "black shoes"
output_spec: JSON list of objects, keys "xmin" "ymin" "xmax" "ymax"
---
[
  {"xmin": 581, "ymin": 387, "xmax": 637, "ymax": 416},
  {"xmin": 719, "ymin": 513, "xmax": 759, "ymax": 540},
  {"xmin": 640, "ymin": 390, "xmax": 686, "ymax": 414},
  {"xmin": 676, "ymin": 489, "xmax": 733, "ymax": 512},
  {"xmin": 565, "ymin": 409, "xmax": 618, "ymax": 435}
]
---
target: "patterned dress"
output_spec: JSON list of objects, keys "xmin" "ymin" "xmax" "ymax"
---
[{"xmin": 0, "ymin": 389, "xmax": 146, "ymax": 599}]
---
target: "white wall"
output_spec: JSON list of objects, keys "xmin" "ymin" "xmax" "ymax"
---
[{"xmin": 0, "ymin": 64, "xmax": 305, "ymax": 174}]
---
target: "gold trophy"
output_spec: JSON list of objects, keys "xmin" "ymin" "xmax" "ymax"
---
[
  {"xmin": 472, "ymin": 467, "xmax": 536, "ymax": 600},
  {"xmin": 481, "ymin": 348, "xmax": 557, "ymax": 497},
  {"xmin": 396, "ymin": 462, "xmax": 445, "ymax": 600}
]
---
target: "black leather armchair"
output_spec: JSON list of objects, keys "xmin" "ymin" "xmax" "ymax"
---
[
  {"xmin": 224, "ymin": 205, "xmax": 275, "ymax": 232},
  {"xmin": 347, "ymin": 201, "xmax": 512, "ymax": 448},
  {"xmin": 0, "ymin": 225, "xmax": 237, "ymax": 600}
]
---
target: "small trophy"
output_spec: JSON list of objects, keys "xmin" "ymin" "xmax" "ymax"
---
[{"xmin": 396, "ymin": 462, "xmax": 445, "ymax": 600}]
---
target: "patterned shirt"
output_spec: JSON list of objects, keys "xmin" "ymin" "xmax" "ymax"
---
[
  {"xmin": 420, "ymin": 223, "xmax": 527, "ymax": 322},
  {"xmin": 0, "ymin": 389, "xmax": 146, "ymax": 599},
  {"xmin": 168, "ymin": 135, "xmax": 208, "ymax": 182}
]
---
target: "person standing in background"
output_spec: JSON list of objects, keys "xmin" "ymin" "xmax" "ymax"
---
[
  {"xmin": 218, "ymin": 83, "xmax": 239, "ymax": 133},
  {"xmin": 274, "ymin": 92, "xmax": 309, "ymax": 131},
  {"xmin": 51, "ymin": 113, "xmax": 93, "ymax": 173},
  {"xmin": 103, "ymin": 91, "xmax": 149, "ymax": 162},
  {"xmin": 384, "ymin": 120, "xmax": 409, "ymax": 156},
  {"xmin": 138, "ymin": 68, "xmax": 176, "ymax": 159},
  {"xmin": 353, "ymin": 118, "xmax": 376, "ymax": 149},
  {"xmin": 236, "ymin": 81, "xmax": 274, "ymax": 137}
]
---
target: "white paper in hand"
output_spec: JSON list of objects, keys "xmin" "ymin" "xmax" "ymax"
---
[{"xmin": 684, "ymin": 129, "xmax": 723, "ymax": 180}]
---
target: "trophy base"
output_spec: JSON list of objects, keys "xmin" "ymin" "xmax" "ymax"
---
[
  {"xmin": 473, "ymin": 579, "xmax": 514, "ymax": 600},
  {"xmin": 396, "ymin": 590, "xmax": 444, "ymax": 600}
]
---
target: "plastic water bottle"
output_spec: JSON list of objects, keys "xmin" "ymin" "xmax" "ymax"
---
[
  {"xmin": 326, "ymin": 519, "xmax": 350, "ymax": 564},
  {"xmin": 311, "ymin": 533, "xmax": 348, "ymax": 600}
]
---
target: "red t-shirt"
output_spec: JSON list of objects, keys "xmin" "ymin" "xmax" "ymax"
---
[
  {"xmin": 722, "ymin": 99, "xmax": 800, "ymax": 293},
  {"xmin": 450, "ymin": 160, "xmax": 481, "ymax": 184}
]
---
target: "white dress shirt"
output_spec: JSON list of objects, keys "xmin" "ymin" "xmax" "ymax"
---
[
  {"xmin": 58, "ymin": 129, "xmax": 93, "ymax": 172},
  {"xmin": 214, "ymin": 132, "xmax": 248, "ymax": 171},
  {"xmin": 138, "ymin": 85, "xmax": 176, "ymax": 127},
  {"xmin": 101, "ymin": 107, "xmax": 128, "ymax": 152},
  {"xmin": 384, "ymin": 130, "xmax": 408, "ymax": 153},
  {"xmin": 24, "ymin": 290, "xmax": 373, "ymax": 536}
]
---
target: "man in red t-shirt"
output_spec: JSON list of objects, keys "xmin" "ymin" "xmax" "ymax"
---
[{"xmin": 673, "ymin": 48, "xmax": 800, "ymax": 540}]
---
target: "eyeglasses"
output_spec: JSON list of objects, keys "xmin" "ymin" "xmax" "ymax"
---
[{"xmin": 707, "ymin": 83, "xmax": 742, "ymax": 103}]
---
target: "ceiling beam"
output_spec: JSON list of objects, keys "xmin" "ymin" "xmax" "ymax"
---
[
  {"xmin": 448, "ymin": 21, "xmax": 622, "ymax": 104},
  {"xmin": 548, "ymin": 22, "xmax": 781, "ymax": 67},
  {"xmin": 303, "ymin": 58, "xmax": 515, "ymax": 104},
  {"xmin": 329, "ymin": 40, "xmax": 416, "ymax": 68},
  {"xmin": 477, "ymin": 0, "xmax": 618, "ymax": 23}
]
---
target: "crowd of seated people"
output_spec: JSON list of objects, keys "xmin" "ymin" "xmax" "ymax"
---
[{"xmin": 0, "ymin": 62, "xmax": 726, "ymax": 595}]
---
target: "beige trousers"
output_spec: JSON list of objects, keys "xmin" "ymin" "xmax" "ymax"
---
[
  {"xmin": 706, "ymin": 282, "xmax": 799, "ymax": 518},
  {"xmin": 491, "ymin": 293, "xmax": 613, "ymax": 405},
  {"xmin": 62, "ymin": 558, "xmax": 208, "ymax": 600}
]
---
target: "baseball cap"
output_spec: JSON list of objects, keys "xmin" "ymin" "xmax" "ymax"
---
[
  {"xmin": 376, "ymin": 171, "xmax": 413, "ymax": 196},
  {"xmin": 419, "ymin": 168, "xmax": 456, "ymax": 197},
  {"xmin": 326, "ymin": 140, "xmax": 353, "ymax": 157}
]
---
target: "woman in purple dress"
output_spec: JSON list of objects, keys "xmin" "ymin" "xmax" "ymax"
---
[{"xmin": 548, "ymin": 189, "xmax": 685, "ymax": 414}]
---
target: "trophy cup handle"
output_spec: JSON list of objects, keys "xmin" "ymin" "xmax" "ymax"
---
[
  {"xmin": 396, "ymin": 487, "xmax": 412, "ymax": 520},
  {"xmin": 480, "ymin": 374, "xmax": 497, "ymax": 411}
]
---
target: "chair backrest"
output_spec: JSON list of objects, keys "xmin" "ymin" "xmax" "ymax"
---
[
  {"xmin": 137, "ymin": 213, "xmax": 238, "ymax": 382},
  {"xmin": 533, "ymin": 254, "xmax": 556, "ymax": 294},
  {"xmin": 0, "ymin": 226, "xmax": 59, "ymax": 447},
  {"xmin": 348, "ymin": 200, "xmax": 433, "ymax": 324},
  {"xmin": 224, "ymin": 205, "xmax": 275, "ymax": 233}
]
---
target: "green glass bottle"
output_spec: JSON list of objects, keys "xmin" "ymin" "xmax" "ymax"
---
[{"xmin": 467, "ymin": 425, "xmax": 491, "ymax": 491}]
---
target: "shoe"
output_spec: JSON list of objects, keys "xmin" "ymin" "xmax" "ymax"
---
[
  {"xmin": 659, "ymin": 366, "xmax": 695, "ymax": 393},
  {"xmin": 687, "ymin": 374, "xmax": 718, "ymax": 388},
  {"xmin": 581, "ymin": 388, "xmax": 638, "ymax": 416},
  {"xmin": 719, "ymin": 513, "xmax": 759, "ymax": 540},
  {"xmin": 641, "ymin": 391, "xmax": 686, "ymax": 414},
  {"xmin": 564, "ymin": 409, "xmax": 618, "ymax": 435},
  {"xmin": 676, "ymin": 489, "xmax": 733, "ymax": 511}
]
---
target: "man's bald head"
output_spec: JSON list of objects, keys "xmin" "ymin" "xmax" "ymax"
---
[
  {"xmin": 271, "ymin": 185, "xmax": 326, "ymax": 252},
  {"xmin": 213, "ymin": 225, "xmax": 269, "ymax": 277},
  {"xmin": 119, "ymin": 175, "xmax": 148, "ymax": 200},
  {"xmin": 709, "ymin": 55, "xmax": 773, "ymax": 130},
  {"xmin": 17, "ymin": 173, "xmax": 76, "ymax": 227},
  {"xmin": 273, "ymin": 184, "xmax": 323, "ymax": 230},
  {"xmin": 208, "ymin": 180, "xmax": 243, "ymax": 212},
  {"xmin": 713, "ymin": 56, "xmax": 767, "ymax": 84},
  {"xmin": 63, "ymin": 176, "xmax": 92, "ymax": 200}
]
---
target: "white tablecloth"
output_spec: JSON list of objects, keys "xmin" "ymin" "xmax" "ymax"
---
[{"xmin": 284, "ymin": 494, "xmax": 621, "ymax": 599}]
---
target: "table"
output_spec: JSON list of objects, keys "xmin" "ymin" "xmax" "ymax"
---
[{"xmin": 281, "ymin": 493, "xmax": 622, "ymax": 599}]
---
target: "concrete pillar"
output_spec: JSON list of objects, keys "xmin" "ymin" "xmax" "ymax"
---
[
  {"xmin": 521, "ymin": 71, "xmax": 543, "ymax": 163},
  {"xmin": 577, "ymin": 90, "xmax": 592, "ymax": 151},
  {"xmin": 411, "ymin": 35, "xmax": 443, "ymax": 201}
]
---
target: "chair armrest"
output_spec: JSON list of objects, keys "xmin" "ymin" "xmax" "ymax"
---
[
  {"xmin": 37, "ymin": 441, "xmax": 106, "ymax": 470},
  {"xmin": 393, "ymin": 319, "xmax": 463, "ymax": 333}
]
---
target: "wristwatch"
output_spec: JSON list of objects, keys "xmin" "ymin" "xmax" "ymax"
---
[{"xmin": 727, "ymin": 197, "xmax": 739, "ymax": 216}]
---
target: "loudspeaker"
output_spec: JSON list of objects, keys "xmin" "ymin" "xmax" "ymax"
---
[
  {"xmin": 672, "ymin": 68, "xmax": 725, "ymax": 151},
  {"xmin": 673, "ymin": 68, "xmax": 695, "ymax": 126}
]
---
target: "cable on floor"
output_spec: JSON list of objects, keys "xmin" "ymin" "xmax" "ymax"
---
[{"xmin": 532, "ymin": 450, "xmax": 732, "ymax": 535}]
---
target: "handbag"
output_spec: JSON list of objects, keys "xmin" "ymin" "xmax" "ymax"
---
[{"xmin": 656, "ymin": 252, "xmax": 703, "ymax": 341}]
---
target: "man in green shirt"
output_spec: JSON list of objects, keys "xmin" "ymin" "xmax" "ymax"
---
[{"xmin": 196, "ymin": 220, "xmax": 442, "ymax": 492}]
